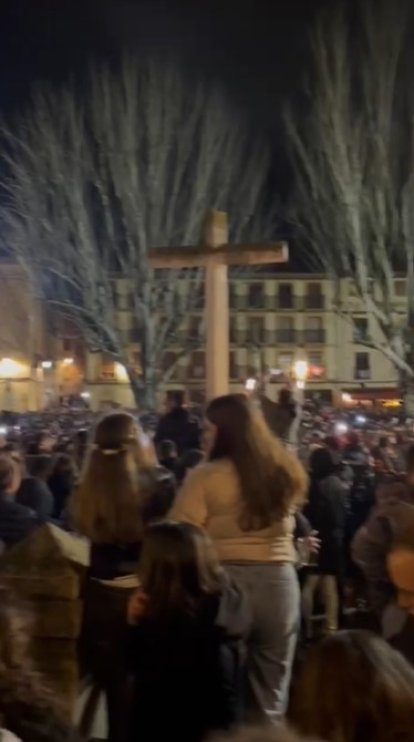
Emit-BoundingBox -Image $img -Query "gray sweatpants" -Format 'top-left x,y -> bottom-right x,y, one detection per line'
226,562 -> 299,723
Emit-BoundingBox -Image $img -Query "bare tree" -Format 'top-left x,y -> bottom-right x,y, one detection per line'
285,0 -> 414,406
1,56 -> 272,407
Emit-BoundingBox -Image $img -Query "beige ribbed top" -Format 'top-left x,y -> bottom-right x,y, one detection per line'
170,458 -> 296,563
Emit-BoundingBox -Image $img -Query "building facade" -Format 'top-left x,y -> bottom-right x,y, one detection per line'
88,270 -> 403,409
0,263 -> 404,411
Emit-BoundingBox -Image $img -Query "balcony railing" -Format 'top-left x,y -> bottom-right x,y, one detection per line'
354,369 -> 371,380
304,295 -> 325,310
275,329 -> 298,344
303,329 -> 326,344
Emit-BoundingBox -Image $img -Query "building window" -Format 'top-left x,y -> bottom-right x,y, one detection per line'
278,283 -> 294,309
229,351 -> 238,380
353,317 -> 368,343
304,317 -> 325,344
354,352 -> 371,380
62,339 -> 72,352
248,317 -> 265,344
308,352 -> 325,378
189,351 -> 205,379
100,358 -> 116,380
395,279 -> 407,297
248,283 -> 264,309
278,353 -> 293,376
162,351 -> 177,377
277,316 -> 296,344
306,283 -> 324,309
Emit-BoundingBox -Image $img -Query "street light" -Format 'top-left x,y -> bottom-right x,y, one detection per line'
245,378 -> 257,392
0,358 -> 24,378
41,361 -> 53,370
62,358 -> 74,367
293,359 -> 309,390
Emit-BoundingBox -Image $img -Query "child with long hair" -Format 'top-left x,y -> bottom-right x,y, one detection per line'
127,521 -> 250,742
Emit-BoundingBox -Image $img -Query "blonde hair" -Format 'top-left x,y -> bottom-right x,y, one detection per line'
71,412 -> 155,543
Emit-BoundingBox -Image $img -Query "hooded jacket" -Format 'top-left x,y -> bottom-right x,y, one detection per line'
352,481 -> 414,614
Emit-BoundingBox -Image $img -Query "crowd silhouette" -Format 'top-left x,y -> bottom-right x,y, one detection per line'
0,393 -> 414,741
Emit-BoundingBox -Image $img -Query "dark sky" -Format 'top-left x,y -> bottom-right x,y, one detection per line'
0,0 -> 327,115
0,0 -> 330,202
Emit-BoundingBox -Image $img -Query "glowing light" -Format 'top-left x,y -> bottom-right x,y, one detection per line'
342,393 -> 353,404
41,361 -> 53,370
62,358 -> 74,366
293,359 -> 309,383
356,415 -> 367,425
115,363 -> 128,381
245,378 -> 257,391
81,391 -> 91,400
336,422 -> 348,435
0,358 -> 25,378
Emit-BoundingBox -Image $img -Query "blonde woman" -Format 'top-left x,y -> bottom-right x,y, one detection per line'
170,394 -> 308,723
72,411 -> 175,579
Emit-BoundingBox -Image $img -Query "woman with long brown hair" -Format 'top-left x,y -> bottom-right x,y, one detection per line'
71,411 -> 175,742
126,521 -> 249,742
170,393 -> 308,722
71,411 -> 175,579
289,630 -> 414,742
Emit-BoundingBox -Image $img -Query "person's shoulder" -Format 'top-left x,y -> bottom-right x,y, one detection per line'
0,496 -> 35,518
190,458 -> 236,482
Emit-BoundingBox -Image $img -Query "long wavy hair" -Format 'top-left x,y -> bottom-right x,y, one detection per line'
206,394 -> 307,530
0,585 -> 74,742
289,630 -> 414,742
138,521 -> 223,622
71,411 -> 155,543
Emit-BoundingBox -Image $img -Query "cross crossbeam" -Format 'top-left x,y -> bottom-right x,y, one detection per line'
148,210 -> 289,399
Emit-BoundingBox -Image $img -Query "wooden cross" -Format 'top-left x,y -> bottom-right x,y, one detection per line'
149,210 -> 288,400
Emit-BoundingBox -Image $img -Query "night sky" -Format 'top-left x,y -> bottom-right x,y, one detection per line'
0,0 -> 331,199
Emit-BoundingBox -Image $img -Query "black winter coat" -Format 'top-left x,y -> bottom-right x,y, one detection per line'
305,474 -> 347,575
89,466 -> 176,580
154,408 -> 201,456
127,577 -> 250,742
0,492 -> 40,550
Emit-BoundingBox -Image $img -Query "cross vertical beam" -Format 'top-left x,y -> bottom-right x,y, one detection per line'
204,211 -> 229,399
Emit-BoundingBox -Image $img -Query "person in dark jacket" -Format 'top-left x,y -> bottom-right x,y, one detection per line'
0,456 -> 40,550
175,448 -> 204,484
302,447 -> 348,637
16,455 -> 54,520
72,412 -> 176,742
71,411 -> 176,580
157,439 -> 179,476
352,444 -> 414,621
126,521 -> 250,742
258,387 -> 297,443
154,391 -> 200,456
48,453 -> 77,520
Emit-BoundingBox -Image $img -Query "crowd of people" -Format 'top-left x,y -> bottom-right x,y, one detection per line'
0,389 -> 414,741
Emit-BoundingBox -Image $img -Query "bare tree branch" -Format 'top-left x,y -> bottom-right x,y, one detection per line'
1,55 -> 273,407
